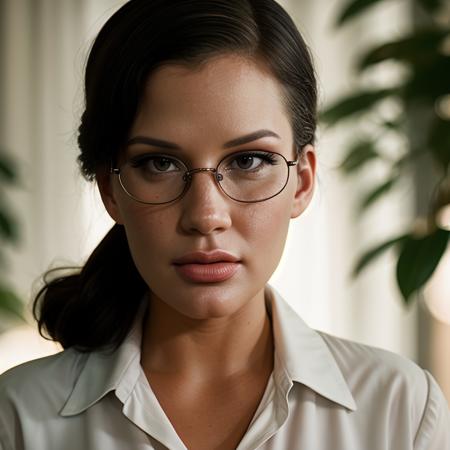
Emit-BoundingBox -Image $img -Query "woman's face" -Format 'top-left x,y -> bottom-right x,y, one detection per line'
98,54 -> 315,320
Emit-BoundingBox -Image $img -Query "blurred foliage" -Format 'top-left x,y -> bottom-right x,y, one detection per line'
0,151 -> 24,326
321,0 -> 450,304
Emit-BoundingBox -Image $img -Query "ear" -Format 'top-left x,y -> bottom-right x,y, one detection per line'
290,144 -> 316,219
96,166 -> 124,224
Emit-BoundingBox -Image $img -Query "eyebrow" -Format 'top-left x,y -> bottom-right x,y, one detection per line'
126,129 -> 280,150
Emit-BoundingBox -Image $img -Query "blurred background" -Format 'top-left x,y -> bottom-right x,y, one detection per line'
0,0 -> 449,404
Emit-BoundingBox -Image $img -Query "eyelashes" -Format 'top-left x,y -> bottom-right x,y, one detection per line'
128,150 -> 280,172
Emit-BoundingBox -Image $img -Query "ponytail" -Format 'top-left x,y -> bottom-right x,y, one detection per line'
32,224 -> 148,352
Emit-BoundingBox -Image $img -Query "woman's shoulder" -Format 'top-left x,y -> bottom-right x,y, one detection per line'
317,330 -> 425,382
0,349 -> 93,450
317,329 -> 431,403
0,348 -> 88,408
316,330 -> 450,445
320,331 -> 450,445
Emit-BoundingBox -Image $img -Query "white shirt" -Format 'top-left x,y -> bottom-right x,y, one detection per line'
0,285 -> 449,450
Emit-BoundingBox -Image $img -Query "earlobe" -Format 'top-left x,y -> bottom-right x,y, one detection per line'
96,167 -> 124,225
290,144 -> 316,219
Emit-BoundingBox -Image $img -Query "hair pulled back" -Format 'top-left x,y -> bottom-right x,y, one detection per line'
33,0 -> 317,352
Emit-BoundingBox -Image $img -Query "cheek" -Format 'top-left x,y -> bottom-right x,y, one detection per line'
120,206 -> 176,267
247,175 -> 294,237
241,198 -> 292,269
120,202 -> 174,237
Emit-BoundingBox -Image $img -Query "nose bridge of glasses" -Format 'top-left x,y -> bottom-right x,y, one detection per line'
183,167 -> 223,182
182,166 -> 227,204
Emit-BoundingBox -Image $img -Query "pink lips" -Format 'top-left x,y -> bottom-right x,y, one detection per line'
172,250 -> 241,283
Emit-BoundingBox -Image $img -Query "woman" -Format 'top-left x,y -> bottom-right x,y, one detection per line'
0,1 -> 448,449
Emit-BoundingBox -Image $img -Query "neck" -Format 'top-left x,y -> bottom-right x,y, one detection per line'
140,289 -> 274,382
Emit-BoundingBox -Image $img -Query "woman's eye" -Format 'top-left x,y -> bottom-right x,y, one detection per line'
228,152 -> 277,171
151,157 -> 176,172
234,155 -> 258,170
131,155 -> 181,173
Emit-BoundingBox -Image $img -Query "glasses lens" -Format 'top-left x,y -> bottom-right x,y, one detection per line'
118,155 -> 187,204
118,151 -> 290,204
218,151 -> 288,202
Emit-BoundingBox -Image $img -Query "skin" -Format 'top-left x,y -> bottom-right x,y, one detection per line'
97,53 -> 316,448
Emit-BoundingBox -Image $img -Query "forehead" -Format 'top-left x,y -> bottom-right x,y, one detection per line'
129,54 -> 293,148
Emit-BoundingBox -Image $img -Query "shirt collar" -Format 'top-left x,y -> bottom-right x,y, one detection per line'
265,284 -> 357,411
60,285 -> 356,416
60,300 -> 148,416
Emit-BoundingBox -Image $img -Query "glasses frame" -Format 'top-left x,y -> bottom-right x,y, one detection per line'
110,150 -> 299,205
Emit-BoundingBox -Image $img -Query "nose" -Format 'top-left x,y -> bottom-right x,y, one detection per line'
179,169 -> 232,235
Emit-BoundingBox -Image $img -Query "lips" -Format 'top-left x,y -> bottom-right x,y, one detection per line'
172,250 -> 240,265
172,250 -> 241,282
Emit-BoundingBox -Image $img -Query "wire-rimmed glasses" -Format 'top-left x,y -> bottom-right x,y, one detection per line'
110,150 -> 298,204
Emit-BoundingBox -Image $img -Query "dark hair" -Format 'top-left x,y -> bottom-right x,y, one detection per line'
33,0 -> 318,352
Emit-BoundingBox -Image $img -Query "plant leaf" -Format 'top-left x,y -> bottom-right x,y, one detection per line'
0,207 -> 19,242
396,227 -> 450,304
335,0 -> 387,27
353,234 -> 408,277
416,0 -> 445,13
0,251 -> 6,268
428,118 -> 450,172
428,117 -> 450,171
382,119 -> 404,131
321,89 -> 395,126
0,153 -> 17,184
340,140 -> 380,174
358,29 -> 449,71
359,176 -> 398,212
0,285 -> 24,321
403,55 -> 450,102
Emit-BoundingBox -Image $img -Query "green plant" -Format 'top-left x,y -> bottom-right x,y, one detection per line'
0,151 -> 24,324
321,0 -> 450,304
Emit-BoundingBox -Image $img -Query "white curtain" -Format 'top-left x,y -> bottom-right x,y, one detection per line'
0,0 -> 418,372
0,0 -> 121,369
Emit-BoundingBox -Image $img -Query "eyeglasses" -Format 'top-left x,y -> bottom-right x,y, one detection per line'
110,150 -> 298,204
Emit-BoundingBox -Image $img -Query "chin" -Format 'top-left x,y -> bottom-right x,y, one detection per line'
149,282 -> 246,320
